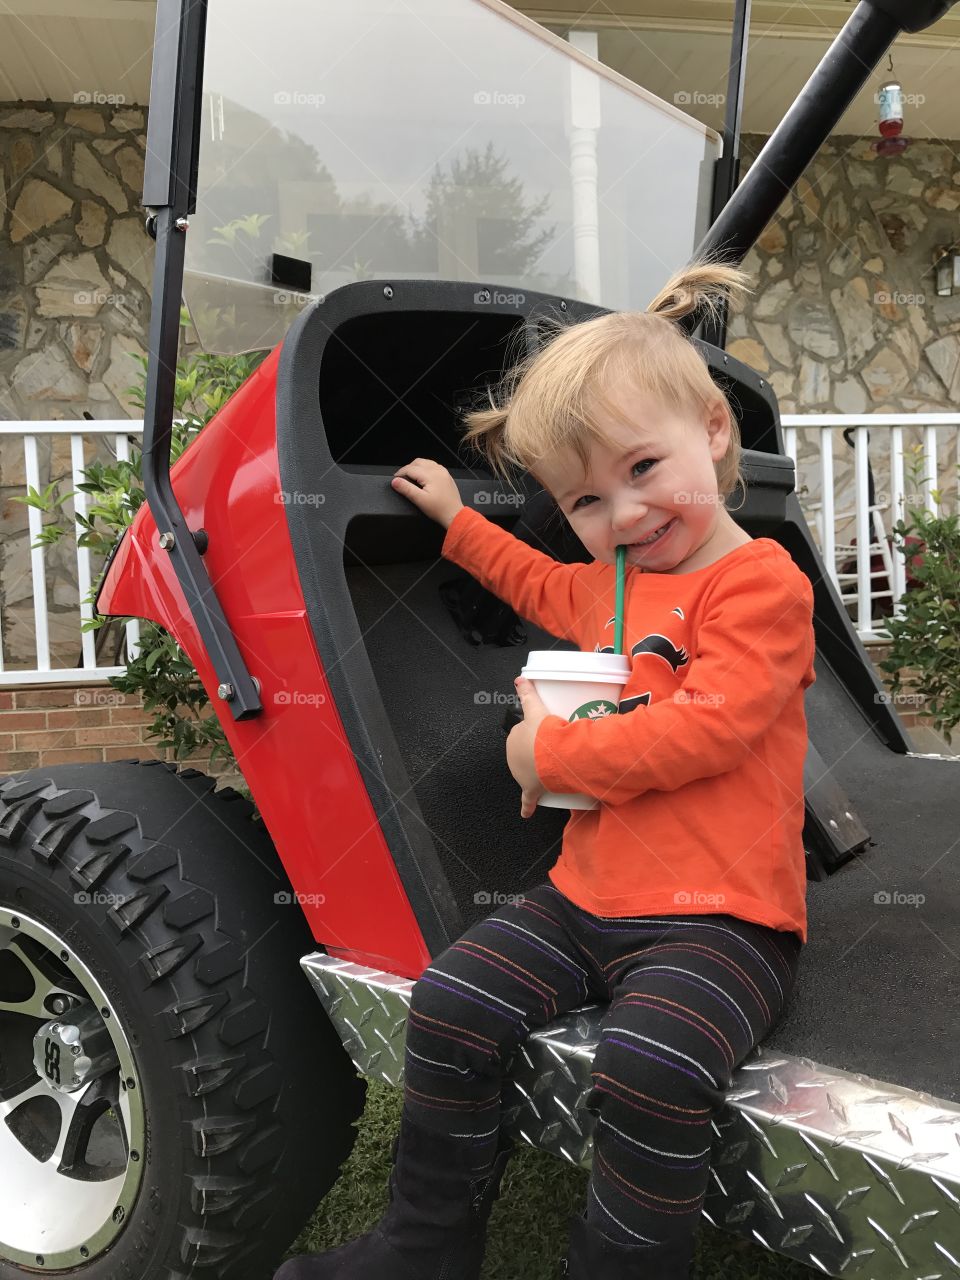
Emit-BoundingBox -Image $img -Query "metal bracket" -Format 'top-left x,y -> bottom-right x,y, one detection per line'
140,0 -> 261,720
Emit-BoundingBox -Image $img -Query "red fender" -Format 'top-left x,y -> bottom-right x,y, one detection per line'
98,345 -> 432,978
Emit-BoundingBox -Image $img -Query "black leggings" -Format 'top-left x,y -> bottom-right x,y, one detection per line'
401,881 -> 803,1246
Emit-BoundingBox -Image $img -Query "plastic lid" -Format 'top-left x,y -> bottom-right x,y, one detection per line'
522,650 -> 632,681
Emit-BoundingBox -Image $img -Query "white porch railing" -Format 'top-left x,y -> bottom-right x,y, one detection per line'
0,413 -> 957,684
0,420 -> 142,684
781,413 -> 960,644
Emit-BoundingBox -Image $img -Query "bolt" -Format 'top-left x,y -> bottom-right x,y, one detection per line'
50,996 -> 69,1014
158,531 -> 176,550
559,300 -> 567,311
383,285 -> 393,299
50,1023 -> 61,1034
72,1075 -> 81,1085
175,217 -> 189,232
217,683 -> 235,701
71,1045 -> 81,1056
126,1077 -> 136,1090
112,1207 -> 124,1224
131,1150 -> 140,1162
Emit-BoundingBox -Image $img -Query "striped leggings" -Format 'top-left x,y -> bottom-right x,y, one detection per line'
401,880 -> 803,1248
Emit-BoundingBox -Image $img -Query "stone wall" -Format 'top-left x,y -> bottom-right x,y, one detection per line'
0,100 -> 152,669
728,132 -> 960,571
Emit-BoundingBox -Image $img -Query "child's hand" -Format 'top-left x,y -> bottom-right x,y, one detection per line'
507,676 -> 551,819
391,459 -> 464,530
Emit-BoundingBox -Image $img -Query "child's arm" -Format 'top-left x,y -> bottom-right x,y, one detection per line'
530,555 -> 817,807
392,459 -> 599,645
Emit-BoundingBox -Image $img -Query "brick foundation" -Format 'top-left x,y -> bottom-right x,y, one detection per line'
0,681 -> 245,787
0,648 -> 954,786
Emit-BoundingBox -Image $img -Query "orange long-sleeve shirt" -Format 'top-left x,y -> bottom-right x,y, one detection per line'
442,505 -> 816,942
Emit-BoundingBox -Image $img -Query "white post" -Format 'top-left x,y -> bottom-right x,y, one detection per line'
23,435 -> 51,672
566,30 -> 602,304
71,434 -> 98,671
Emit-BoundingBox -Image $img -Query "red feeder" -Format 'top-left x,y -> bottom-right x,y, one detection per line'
872,79 -> 912,155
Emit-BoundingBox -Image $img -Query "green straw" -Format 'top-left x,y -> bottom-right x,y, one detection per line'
614,544 -> 626,655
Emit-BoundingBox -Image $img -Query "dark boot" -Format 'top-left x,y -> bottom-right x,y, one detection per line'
274,1118 -> 514,1280
560,1209 -> 697,1279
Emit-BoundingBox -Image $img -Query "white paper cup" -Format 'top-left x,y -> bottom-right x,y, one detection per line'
520,650 -> 632,810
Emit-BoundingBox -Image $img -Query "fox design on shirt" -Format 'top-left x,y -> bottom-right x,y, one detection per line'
596,610 -> 690,717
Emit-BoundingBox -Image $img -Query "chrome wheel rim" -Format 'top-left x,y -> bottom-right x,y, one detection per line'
0,907 -> 145,1268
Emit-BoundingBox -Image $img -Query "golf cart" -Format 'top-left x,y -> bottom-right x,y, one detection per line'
1,0 -> 958,1276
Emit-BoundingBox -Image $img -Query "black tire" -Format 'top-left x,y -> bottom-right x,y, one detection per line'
0,759 -> 367,1279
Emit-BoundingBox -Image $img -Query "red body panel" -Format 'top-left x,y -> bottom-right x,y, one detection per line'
97,345 -> 432,979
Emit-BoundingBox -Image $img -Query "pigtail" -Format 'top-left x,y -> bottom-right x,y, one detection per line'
645,257 -> 754,331
460,395 -> 518,489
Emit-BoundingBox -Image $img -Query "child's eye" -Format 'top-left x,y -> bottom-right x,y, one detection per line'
571,460 -> 655,511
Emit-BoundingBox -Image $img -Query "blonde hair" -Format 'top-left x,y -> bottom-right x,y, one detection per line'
460,257 -> 755,513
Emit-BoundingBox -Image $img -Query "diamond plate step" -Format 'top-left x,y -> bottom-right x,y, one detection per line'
302,952 -> 960,1279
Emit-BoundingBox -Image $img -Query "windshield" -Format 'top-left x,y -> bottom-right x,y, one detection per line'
183,0 -> 721,354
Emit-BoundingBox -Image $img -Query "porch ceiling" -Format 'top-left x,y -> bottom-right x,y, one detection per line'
0,0 -> 957,142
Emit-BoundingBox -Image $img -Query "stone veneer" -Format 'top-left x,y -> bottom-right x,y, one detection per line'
0,101 -> 153,667
728,132 -> 960,554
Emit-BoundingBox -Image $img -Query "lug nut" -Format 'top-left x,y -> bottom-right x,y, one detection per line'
158,531 -> 176,550
217,683 -> 235,701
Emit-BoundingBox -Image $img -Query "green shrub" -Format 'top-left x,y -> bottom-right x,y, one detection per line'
878,446 -> 960,744
17,320 -> 268,777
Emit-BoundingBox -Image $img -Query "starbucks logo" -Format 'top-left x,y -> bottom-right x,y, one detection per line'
569,699 -> 618,722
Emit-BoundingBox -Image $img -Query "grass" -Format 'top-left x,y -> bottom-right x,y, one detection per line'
283,1078 -> 817,1280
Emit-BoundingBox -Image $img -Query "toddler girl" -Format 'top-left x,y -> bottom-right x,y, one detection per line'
275,258 -> 815,1280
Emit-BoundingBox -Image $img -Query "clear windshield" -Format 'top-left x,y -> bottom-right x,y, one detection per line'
183,0 -> 721,354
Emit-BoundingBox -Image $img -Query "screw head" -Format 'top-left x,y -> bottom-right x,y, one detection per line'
382,285 -> 394,299
158,531 -> 176,550
217,683 -> 235,701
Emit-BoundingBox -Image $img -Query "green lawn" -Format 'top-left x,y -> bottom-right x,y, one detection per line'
284,1078 -> 817,1280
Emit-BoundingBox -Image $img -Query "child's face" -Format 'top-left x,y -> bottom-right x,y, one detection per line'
534,383 -> 732,571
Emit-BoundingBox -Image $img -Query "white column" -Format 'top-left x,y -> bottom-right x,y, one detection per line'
566,30 -> 602,304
